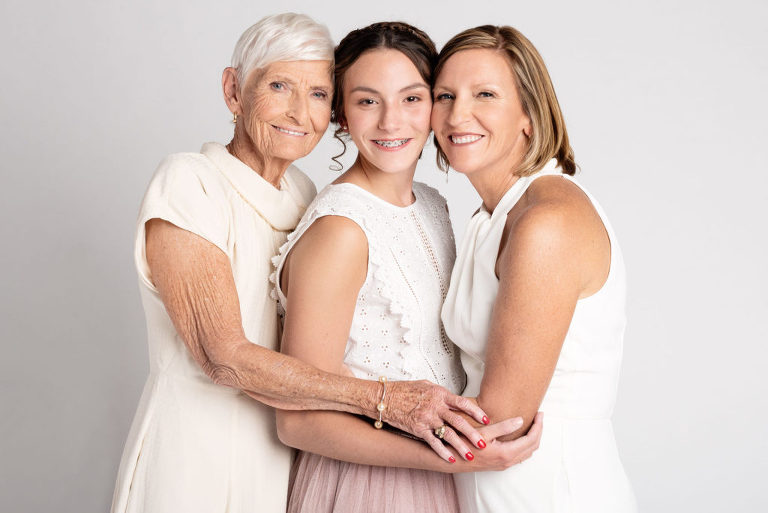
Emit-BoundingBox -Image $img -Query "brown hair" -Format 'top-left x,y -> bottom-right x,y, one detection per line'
330,22 -> 437,170
434,25 -> 576,176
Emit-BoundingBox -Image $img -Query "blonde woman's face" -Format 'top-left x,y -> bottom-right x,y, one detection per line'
431,49 -> 531,177
239,60 -> 332,163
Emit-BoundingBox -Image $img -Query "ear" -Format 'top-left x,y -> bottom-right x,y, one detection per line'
222,67 -> 241,115
522,116 -> 532,138
337,115 -> 348,132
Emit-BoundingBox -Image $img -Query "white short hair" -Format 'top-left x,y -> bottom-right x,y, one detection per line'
231,13 -> 334,86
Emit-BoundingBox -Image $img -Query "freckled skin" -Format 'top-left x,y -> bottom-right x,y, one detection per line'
432,49 -> 611,441
224,60 -> 333,186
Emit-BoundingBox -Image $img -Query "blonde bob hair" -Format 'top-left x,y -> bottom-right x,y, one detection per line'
231,13 -> 334,86
434,25 -> 576,176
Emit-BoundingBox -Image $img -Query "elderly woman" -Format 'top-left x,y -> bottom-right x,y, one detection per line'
110,14 -> 493,513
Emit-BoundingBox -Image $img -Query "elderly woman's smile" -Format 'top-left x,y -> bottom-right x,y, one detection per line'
237,59 -> 332,165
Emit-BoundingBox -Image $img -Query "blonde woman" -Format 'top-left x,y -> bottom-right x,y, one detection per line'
434,25 -> 637,512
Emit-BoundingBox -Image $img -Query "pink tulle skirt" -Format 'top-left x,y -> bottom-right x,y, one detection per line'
287,450 -> 460,513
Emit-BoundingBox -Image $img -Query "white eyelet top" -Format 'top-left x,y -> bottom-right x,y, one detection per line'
272,181 -> 465,393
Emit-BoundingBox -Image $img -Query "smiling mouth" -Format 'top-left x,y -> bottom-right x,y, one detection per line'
449,134 -> 483,145
372,138 -> 411,150
272,125 -> 308,136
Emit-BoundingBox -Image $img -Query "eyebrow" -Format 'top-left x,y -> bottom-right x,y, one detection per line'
267,75 -> 331,90
434,82 -> 500,90
350,82 -> 429,94
267,75 -> 296,85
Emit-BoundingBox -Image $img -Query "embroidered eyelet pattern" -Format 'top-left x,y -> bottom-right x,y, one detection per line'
271,182 -> 465,392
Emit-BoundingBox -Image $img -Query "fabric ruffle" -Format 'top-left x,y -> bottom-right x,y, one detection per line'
270,182 -> 463,392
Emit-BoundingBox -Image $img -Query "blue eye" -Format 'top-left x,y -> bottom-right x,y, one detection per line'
312,90 -> 328,99
478,91 -> 494,98
270,82 -> 285,91
435,92 -> 454,101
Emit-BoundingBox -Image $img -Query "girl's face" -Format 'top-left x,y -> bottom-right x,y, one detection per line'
342,49 -> 432,175
431,48 -> 531,177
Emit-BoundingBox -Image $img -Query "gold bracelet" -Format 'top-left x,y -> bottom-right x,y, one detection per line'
374,376 -> 387,429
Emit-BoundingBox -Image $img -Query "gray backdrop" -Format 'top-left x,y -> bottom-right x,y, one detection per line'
2,0 -> 766,511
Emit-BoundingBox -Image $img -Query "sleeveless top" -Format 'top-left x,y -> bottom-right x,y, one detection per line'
273,182 -> 465,392
442,159 -> 626,416
442,159 -> 636,513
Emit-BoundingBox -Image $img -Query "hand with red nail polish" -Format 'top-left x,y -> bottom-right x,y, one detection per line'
456,413 -> 543,471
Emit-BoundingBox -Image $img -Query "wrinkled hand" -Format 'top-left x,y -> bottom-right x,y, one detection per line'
467,412 -> 544,471
384,380 -> 490,462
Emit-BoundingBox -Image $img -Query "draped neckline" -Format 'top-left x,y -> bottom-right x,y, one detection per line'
201,142 -> 309,231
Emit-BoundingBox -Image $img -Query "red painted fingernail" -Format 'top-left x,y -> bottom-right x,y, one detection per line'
482,416 -> 490,425
465,451 -> 474,461
477,439 -> 486,449
448,456 -> 456,463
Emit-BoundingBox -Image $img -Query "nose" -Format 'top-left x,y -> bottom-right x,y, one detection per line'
377,103 -> 401,132
446,97 -> 471,128
286,91 -> 309,125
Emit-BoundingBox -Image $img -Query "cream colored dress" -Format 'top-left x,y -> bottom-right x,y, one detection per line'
442,160 -> 637,513
110,142 -> 316,513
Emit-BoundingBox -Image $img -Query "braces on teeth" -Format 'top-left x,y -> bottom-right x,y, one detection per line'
374,139 -> 409,148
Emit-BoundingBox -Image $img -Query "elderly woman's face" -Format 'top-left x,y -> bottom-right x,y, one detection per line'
239,60 -> 332,163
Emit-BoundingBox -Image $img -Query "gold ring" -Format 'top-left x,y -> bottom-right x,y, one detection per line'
434,425 -> 447,439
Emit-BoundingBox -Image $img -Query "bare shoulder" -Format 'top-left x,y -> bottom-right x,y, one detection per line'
298,215 -> 368,251
286,214 -> 369,283
508,175 -> 604,245
500,175 -> 610,293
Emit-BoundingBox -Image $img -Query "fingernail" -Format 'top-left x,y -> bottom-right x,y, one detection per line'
465,451 -> 474,461
513,417 -> 524,428
477,439 -> 486,449
482,415 -> 489,425
448,456 -> 456,463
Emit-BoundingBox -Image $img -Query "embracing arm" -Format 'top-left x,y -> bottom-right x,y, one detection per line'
145,218 -> 377,412
144,218 -> 489,442
277,408 -> 542,472
477,182 -> 611,439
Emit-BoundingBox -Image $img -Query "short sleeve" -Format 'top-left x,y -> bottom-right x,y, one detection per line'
134,153 -> 230,292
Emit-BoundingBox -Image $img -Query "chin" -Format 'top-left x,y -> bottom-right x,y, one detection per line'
275,146 -> 313,162
444,158 -> 478,176
370,156 -> 419,175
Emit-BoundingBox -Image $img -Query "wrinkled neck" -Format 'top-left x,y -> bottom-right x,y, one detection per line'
226,133 -> 289,189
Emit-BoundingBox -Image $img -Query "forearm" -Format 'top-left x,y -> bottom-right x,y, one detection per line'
476,392 -> 539,441
275,408 -> 541,473
276,409 -> 462,472
212,339 -> 380,416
